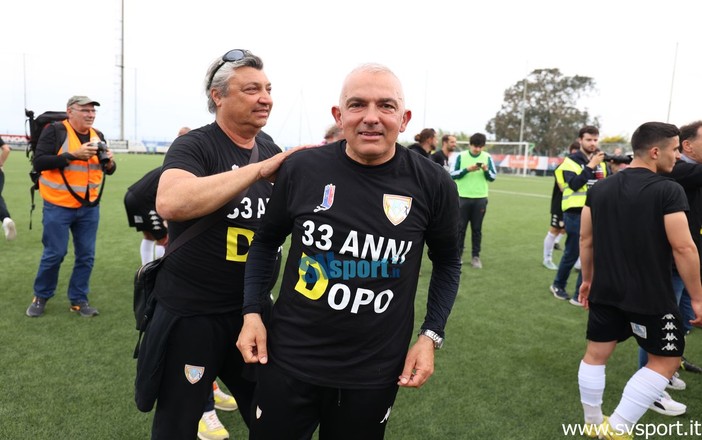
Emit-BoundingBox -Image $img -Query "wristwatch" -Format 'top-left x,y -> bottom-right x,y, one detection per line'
418,329 -> 444,349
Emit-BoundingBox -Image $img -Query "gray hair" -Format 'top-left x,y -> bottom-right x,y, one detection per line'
204,51 -> 264,114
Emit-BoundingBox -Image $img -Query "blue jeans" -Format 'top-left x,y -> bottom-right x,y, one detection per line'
638,273 -> 685,369
33,201 -> 100,303
553,210 -> 582,299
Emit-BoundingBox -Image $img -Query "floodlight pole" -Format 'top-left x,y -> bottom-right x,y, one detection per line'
518,76 -> 528,175
666,42 -> 678,123
120,0 -> 125,141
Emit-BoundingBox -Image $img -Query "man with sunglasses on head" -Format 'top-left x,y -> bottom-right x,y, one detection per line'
237,63 -> 461,439
136,49 -> 298,440
26,95 -> 116,319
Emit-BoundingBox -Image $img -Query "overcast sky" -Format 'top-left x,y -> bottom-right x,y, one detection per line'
2,0 -> 701,147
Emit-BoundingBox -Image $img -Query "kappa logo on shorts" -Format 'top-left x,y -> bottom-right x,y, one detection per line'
662,333 -> 678,342
662,343 -> 678,351
383,194 -> 412,226
662,321 -> 678,331
184,364 -> 205,384
314,184 -> 336,213
630,322 -> 647,339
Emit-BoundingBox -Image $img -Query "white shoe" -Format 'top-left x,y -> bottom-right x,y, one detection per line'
471,256 -> 482,269
649,390 -> 686,416
213,381 -> 238,411
666,372 -> 686,390
543,259 -> 558,270
569,297 -> 583,307
2,217 -> 16,241
198,410 -> 229,440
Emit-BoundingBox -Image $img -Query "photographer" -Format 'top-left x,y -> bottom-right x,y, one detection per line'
26,95 -> 116,319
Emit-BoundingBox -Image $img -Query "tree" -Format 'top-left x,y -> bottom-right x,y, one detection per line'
486,68 -> 599,156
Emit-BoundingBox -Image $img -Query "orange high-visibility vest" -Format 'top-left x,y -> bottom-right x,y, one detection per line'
38,120 -> 104,208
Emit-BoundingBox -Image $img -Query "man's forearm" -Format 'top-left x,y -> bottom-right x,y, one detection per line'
675,245 -> 702,302
157,164 -> 263,221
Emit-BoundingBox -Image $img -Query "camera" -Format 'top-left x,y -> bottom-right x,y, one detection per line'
602,153 -> 632,165
93,141 -> 111,167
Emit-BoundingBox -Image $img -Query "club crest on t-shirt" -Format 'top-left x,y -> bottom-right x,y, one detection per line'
383,194 -> 412,226
314,184 -> 336,213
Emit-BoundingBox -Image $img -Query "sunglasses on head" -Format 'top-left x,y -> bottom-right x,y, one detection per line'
206,49 -> 249,90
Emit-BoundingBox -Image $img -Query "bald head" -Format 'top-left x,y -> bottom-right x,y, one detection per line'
339,63 -> 405,110
332,63 -> 411,166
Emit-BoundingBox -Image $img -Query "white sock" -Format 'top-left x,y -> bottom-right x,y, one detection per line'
609,367 -> 668,432
544,231 -> 557,261
578,360 -> 605,424
154,244 -> 165,260
555,233 -> 563,244
140,239 -> 156,265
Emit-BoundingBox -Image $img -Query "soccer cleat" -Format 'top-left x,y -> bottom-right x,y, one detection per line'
550,285 -> 569,300
666,372 -> 686,390
3,217 -> 17,241
649,390 -> 686,416
569,297 -> 583,307
198,410 -> 229,440
599,419 -> 634,440
26,296 -> 47,317
681,357 -> 702,374
543,259 -> 558,270
213,381 -> 238,411
471,256 -> 482,269
553,243 -> 562,251
583,416 -> 607,438
69,301 -> 99,317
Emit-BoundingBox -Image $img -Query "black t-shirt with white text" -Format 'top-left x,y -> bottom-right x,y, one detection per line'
154,122 -> 281,316
586,168 -> 688,314
246,142 -> 460,388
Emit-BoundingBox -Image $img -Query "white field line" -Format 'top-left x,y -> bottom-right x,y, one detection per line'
491,189 -> 550,199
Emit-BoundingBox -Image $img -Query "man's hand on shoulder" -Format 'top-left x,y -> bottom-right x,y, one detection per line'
258,144 -> 319,182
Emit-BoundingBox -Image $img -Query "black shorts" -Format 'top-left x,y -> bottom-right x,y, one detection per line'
124,190 -> 167,240
587,302 -> 685,357
249,360 -> 399,440
550,213 -> 564,229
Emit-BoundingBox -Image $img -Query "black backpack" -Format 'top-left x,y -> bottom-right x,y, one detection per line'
25,109 -> 67,228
